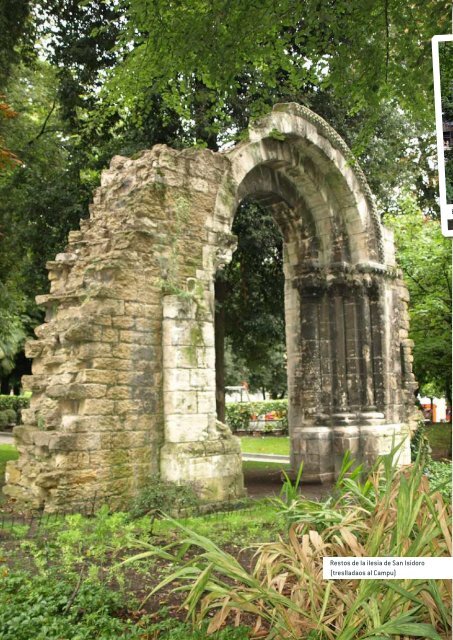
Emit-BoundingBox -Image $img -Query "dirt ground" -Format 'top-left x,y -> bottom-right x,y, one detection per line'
243,467 -> 333,500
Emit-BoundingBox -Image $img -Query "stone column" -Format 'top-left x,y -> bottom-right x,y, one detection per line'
159,292 -> 244,501
357,288 -> 376,411
330,289 -> 348,412
290,280 -> 334,483
369,284 -> 386,411
327,284 -> 359,473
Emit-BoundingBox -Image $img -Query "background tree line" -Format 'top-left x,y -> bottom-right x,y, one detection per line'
0,0 -> 451,404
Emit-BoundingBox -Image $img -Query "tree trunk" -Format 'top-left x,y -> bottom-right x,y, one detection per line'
446,375 -> 452,407
215,278 -> 227,423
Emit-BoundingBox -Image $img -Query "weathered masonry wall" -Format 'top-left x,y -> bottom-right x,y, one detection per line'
4,103 -> 418,510
4,147 -> 244,509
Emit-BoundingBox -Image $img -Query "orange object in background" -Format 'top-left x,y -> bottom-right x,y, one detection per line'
420,403 -> 436,423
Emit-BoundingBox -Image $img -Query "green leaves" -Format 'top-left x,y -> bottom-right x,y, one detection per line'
225,399 -> 288,433
384,198 -> 452,399
108,0 -> 449,144
132,453 -> 451,639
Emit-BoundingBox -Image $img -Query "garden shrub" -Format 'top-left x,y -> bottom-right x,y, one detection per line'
4,408 -> 17,424
139,450 -> 452,640
0,395 -> 29,427
225,399 -> 288,433
425,460 -> 452,501
410,420 -> 432,461
0,571 -> 146,640
0,395 -> 30,412
0,409 -> 18,428
129,477 -> 200,518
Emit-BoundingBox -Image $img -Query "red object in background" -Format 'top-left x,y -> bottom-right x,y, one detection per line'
420,404 -> 434,422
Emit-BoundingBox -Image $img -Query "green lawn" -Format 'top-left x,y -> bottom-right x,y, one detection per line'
243,460 -> 291,471
0,444 -> 18,479
424,422 -> 452,454
240,435 -> 290,455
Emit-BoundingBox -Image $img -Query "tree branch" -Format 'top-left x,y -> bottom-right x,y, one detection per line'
404,271 -> 430,295
27,98 -> 57,145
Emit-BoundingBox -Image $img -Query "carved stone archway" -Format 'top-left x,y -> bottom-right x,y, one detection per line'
4,104 -> 418,510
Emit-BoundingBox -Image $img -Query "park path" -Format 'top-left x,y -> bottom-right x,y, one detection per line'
242,452 -> 290,464
0,432 -> 13,445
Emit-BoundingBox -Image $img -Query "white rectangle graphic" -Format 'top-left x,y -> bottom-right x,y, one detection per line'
323,557 -> 453,580
432,34 -> 453,237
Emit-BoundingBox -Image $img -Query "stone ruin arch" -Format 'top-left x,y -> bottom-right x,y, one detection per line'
4,103 -> 418,510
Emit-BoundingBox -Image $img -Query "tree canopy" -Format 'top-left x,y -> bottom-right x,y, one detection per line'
0,0 -> 451,401
111,0 -> 449,141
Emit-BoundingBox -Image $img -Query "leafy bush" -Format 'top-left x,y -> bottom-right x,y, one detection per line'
410,421 -> 432,461
0,395 -> 30,412
0,408 -> 17,426
144,615 -> 249,639
225,399 -> 288,433
425,460 -> 452,502
135,450 -> 452,640
6,408 -> 16,423
0,395 -> 29,427
0,571 -> 145,640
129,477 -> 200,518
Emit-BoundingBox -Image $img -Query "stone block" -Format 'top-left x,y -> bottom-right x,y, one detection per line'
119,330 -> 152,344
110,343 -> 133,359
164,390 -> 197,414
112,316 -> 135,329
25,340 -> 45,358
35,471 -> 65,489
163,369 -> 191,391
162,321 -> 192,347
79,398 -> 116,415
62,322 -> 102,343
132,345 -> 159,360
124,302 -> 158,317
21,375 -> 46,393
114,399 -> 138,415
77,342 -> 112,359
106,385 -> 132,400
77,369 -> 118,385
190,369 -> 215,389
55,451 -> 91,469
5,461 -> 21,485
165,413 -> 209,442
197,391 -> 216,413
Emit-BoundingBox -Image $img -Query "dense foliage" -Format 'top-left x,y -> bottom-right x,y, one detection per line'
0,2 -> 450,400
0,440 -> 451,638
123,451 -> 452,640
0,504 -> 254,640
111,0 -> 448,140
385,198 -> 452,400
225,399 -> 288,433
0,394 -> 29,428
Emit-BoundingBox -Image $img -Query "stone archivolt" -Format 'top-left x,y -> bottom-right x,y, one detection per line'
3,104 -> 418,511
